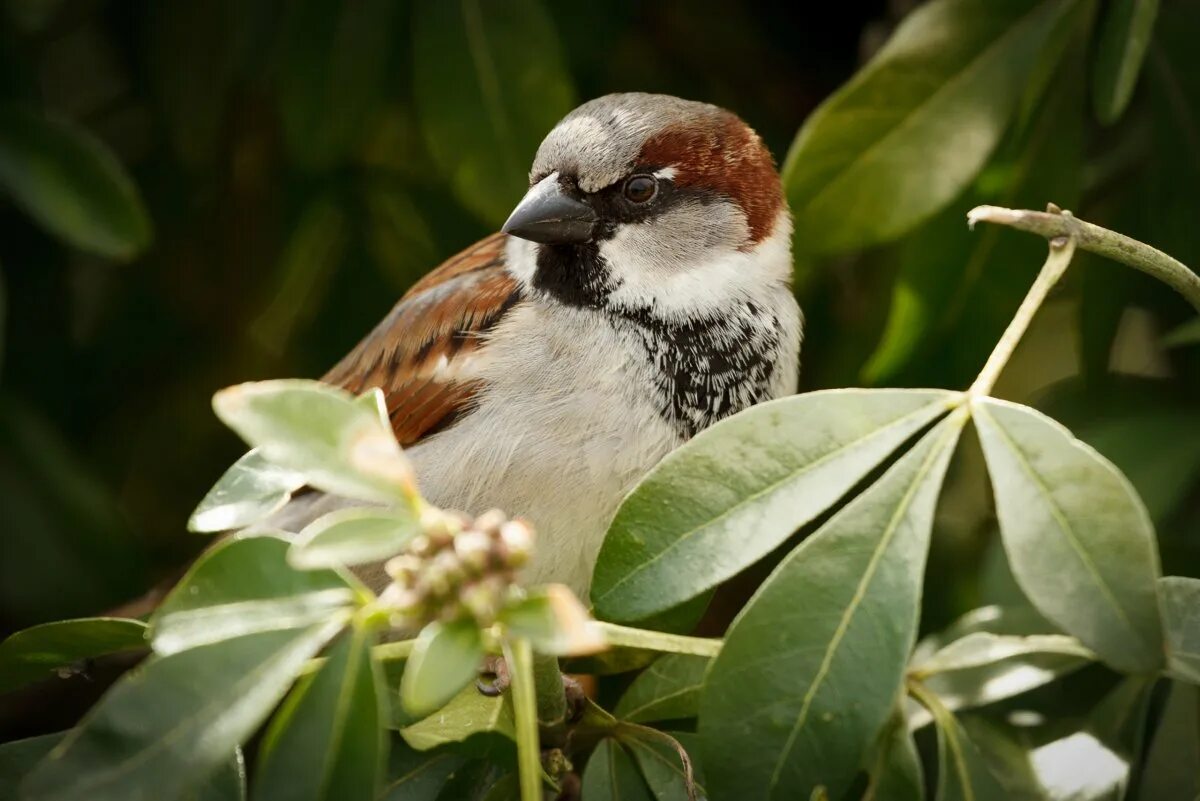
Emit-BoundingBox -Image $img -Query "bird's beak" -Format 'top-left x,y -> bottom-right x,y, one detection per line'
501,174 -> 597,244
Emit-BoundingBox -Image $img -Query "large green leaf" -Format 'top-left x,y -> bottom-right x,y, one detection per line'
288,506 -> 420,570
699,411 -> 966,800
782,0 -> 1073,254
188,449 -> 306,533
380,744 -> 466,801
864,713 -> 923,801
1091,0 -> 1160,125
0,617 -> 146,694
21,619 -> 346,801
412,0 -> 575,226
582,739 -> 653,801
212,380 -> 414,505
1160,576 -> 1200,683
255,626 -> 385,801
614,654 -> 709,724
1138,680 -> 1200,800
401,620 -> 486,717
592,389 -> 960,622
151,535 -> 356,655
0,106 -> 151,260
972,397 -> 1164,673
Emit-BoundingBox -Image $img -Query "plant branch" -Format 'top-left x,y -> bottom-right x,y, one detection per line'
968,204 -> 1200,313
594,622 -> 722,658
968,231 -> 1077,397
504,637 -> 543,801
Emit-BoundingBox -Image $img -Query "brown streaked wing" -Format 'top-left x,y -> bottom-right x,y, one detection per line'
323,232 -> 520,445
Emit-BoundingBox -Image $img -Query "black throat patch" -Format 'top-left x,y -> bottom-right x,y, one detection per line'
531,241 -> 619,309
616,303 -> 781,440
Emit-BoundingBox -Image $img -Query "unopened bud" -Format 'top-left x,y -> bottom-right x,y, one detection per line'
454,529 -> 493,574
460,578 -> 504,626
385,554 -> 422,584
498,519 -> 534,568
474,509 -> 506,537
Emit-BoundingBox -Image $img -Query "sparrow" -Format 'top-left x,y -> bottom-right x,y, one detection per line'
276,93 -> 802,597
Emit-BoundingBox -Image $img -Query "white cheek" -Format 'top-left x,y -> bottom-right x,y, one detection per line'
503,235 -> 539,286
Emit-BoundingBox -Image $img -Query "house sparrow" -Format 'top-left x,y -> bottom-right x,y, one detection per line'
280,93 -> 802,597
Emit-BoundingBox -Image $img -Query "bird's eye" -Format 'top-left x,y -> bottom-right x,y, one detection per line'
623,174 -> 658,204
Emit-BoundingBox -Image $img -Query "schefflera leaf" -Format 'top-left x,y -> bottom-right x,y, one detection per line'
699,410 -> 967,801
1159,576 -> 1200,683
255,625 -> 386,801
288,506 -> 420,570
782,0 -> 1073,254
592,389 -> 961,622
0,617 -> 146,694
972,397 -> 1165,673
189,448 -> 305,533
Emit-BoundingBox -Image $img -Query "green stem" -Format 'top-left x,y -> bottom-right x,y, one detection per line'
595,622 -> 723,658
968,204 -> 1200,313
371,639 -> 415,661
968,231 -> 1077,397
532,650 -> 567,728
504,637 -> 543,801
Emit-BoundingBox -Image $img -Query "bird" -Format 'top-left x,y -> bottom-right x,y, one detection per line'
276,92 -> 802,598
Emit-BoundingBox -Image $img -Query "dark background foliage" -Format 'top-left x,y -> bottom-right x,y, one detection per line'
1,0 -> 1198,748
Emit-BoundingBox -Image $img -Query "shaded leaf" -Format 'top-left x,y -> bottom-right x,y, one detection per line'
188,448 -> 306,533
1164,316 -> 1200,348
927,707 -> 1009,801
1029,676 -> 1153,800
782,0 -> 1073,254
21,619 -> 346,801
1092,0 -> 1160,125
1138,680 -> 1200,800
190,751 -> 247,801
958,718 -> 1045,801
1160,576 -> 1200,683
0,731 -> 65,796
0,617 -> 146,694
151,535 -> 356,655
401,620 -> 486,717
380,743 -> 466,801
212,379 -> 415,505
255,626 -> 385,801
699,412 -> 966,800
912,633 -> 1093,677
0,105 -> 151,259
288,506 -> 419,570
401,685 -> 514,752
592,389 -> 960,622
864,712 -> 923,801
582,739 -> 654,801
615,654 -> 710,724
972,397 -> 1164,673
500,584 -> 605,657
413,0 -> 575,225
620,728 -> 701,801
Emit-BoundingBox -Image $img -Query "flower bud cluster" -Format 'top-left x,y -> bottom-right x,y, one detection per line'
381,508 -> 534,628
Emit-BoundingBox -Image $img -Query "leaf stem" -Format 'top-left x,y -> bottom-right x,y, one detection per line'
594,622 -> 722,658
968,204 -> 1200,313
532,650 -> 567,728
968,229 -> 1077,397
504,637 -> 543,801
371,639 -> 415,661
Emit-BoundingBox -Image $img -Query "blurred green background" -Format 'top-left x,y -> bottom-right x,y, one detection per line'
0,0 -> 1197,665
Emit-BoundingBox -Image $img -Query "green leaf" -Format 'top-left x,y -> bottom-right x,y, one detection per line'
614,654 -> 710,724
412,0 -> 575,226
380,744 -> 466,801
21,619 -> 346,801
1138,680 -> 1200,800
151,535 -> 356,655
592,389 -> 960,622
908,633 -> 1093,724
212,379 -> 415,505
971,397 -> 1164,673
188,449 -> 306,533
1160,576 -> 1200,683
288,506 -> 420,570
0,731 -> 66,793
699,411 -> 966,801
1028,676 -> 1153,800
782,0 -> 1073,254
401,685 -> 515,752
582,739 -> 654,801
928,709 -> 1009,801
401,620 -> 485,717
957,718 -> 1043,801
620,729 -> 700,801
1091,0 -> 1160,125
864,712 -> 923,801
500,585 -> 605,657
0,617 -> 146,694
255,626 -> 385,801
276,0 -> 399,170
0,105 -> 151,260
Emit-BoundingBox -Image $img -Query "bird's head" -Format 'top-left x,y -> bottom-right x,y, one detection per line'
502,93 -> 791,317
